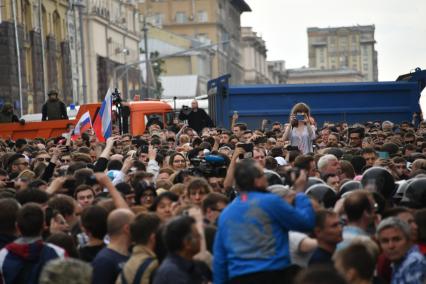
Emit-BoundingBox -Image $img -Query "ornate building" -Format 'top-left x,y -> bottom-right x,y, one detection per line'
0,0 -> 73,114
80,0 -> 142,102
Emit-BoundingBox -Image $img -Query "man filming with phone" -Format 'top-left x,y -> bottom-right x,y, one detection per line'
178,99 -> 214,134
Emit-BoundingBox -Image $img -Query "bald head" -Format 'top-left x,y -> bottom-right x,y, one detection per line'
191,100 -> 198,110
107,208 -> 135,237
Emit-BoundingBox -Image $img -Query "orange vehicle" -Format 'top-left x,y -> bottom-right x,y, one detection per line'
0,101 -> 173,140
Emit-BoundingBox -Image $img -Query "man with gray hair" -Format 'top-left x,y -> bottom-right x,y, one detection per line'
376,217 -> 426,284
382,121 -> 393,132
317,154 -> 341,177
40,258 -> 92,284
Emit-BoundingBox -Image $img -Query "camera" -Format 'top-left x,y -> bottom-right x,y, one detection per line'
237,143 -> 254,159
189,155 -> 228,178
237,143 -> 254,153
112,88 -> 122,105
296,113 -> 304,121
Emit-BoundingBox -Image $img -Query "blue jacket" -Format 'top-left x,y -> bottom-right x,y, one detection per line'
0,239 -> 66,284
213,191 -> 315,284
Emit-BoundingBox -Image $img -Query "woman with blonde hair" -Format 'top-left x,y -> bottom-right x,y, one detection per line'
283,102 -> 316,154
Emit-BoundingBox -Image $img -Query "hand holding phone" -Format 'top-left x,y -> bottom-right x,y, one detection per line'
296,113 -> 305,121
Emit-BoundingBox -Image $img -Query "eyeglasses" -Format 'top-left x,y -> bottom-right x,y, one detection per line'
211,207 -> 223,213
173,159 -> 186,164
37,157 -> 51,162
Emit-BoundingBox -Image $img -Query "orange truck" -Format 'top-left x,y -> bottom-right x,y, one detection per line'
0,101 -> 173,140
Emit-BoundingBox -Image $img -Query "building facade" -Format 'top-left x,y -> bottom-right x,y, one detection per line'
240,27 -> 269,84
138,0 -> 251,84
286,67 -> 364,84
144,26 -> 213,98
79,0 -> 142,103
307,25 -> 378,81
0,0 -> 73,114
267,60 -> 287,84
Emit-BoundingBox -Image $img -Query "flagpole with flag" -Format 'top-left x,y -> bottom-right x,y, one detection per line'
93,89 -> 113,142
71,111 -> 93,141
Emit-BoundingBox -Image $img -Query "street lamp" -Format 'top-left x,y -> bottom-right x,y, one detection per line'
116,48 -> 130,99
12,0 -> 23,116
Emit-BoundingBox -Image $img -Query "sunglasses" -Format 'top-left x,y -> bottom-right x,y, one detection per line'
37,157 -> 51,162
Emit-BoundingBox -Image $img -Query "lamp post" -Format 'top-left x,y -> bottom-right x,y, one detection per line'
142,15 -> 150,98
73,0 -> 87,104
12,0 -> 23,116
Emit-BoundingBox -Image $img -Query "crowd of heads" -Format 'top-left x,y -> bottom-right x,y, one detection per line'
0,103 -> 424,284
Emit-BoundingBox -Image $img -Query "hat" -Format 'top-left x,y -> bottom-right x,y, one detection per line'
17,170 -> 36,181
267,184 -> 291,197
274,157 -> 287,166
48,89 -> 59,96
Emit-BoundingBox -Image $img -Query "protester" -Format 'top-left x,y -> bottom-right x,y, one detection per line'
282,103 -> 316,154
91,209 -> 135,284
213,159 -> 315,284
376,217 -> 426,284
153,215 -> 210,284
0,203 -> 66,283
308,210 -> 342,265
117,213 -> 161,284
178,100 -> 214,134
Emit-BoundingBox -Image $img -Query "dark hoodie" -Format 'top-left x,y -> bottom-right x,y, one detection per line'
0,238 -> 66,284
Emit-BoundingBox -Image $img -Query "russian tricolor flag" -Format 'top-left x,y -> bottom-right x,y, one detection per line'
72,111 -> 92,140
93,89 -> 112,142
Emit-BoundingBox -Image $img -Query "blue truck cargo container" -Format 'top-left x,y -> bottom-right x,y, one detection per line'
207,68 -> 426,129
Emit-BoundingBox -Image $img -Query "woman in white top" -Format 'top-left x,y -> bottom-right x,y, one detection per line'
283,103 -> 316,154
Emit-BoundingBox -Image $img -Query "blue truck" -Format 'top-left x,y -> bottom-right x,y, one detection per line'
207,68 -> 426,129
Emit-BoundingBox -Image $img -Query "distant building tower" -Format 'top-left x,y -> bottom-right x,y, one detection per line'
307,25 -> 378,81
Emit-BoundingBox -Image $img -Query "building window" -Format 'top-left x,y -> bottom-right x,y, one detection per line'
175,12 -> 187,23
363,63 -> 368,70
152,13 -> 164,27
197,11 -> 208,22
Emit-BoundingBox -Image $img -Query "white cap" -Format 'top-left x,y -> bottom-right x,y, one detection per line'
275,157 -> 287,166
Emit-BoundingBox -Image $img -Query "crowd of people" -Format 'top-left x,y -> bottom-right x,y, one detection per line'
0,101 -> 424,284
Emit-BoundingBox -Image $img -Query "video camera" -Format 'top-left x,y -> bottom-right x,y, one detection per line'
112,88 -> 122,105
189,155 -> 228,178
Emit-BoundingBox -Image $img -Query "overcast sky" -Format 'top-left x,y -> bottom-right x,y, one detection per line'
241,0 -> 426,81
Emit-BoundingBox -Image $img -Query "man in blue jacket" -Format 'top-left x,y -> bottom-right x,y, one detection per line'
213,159 -> 315,284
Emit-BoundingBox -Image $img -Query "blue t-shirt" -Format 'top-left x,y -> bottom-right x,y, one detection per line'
92,247 -> 129,284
